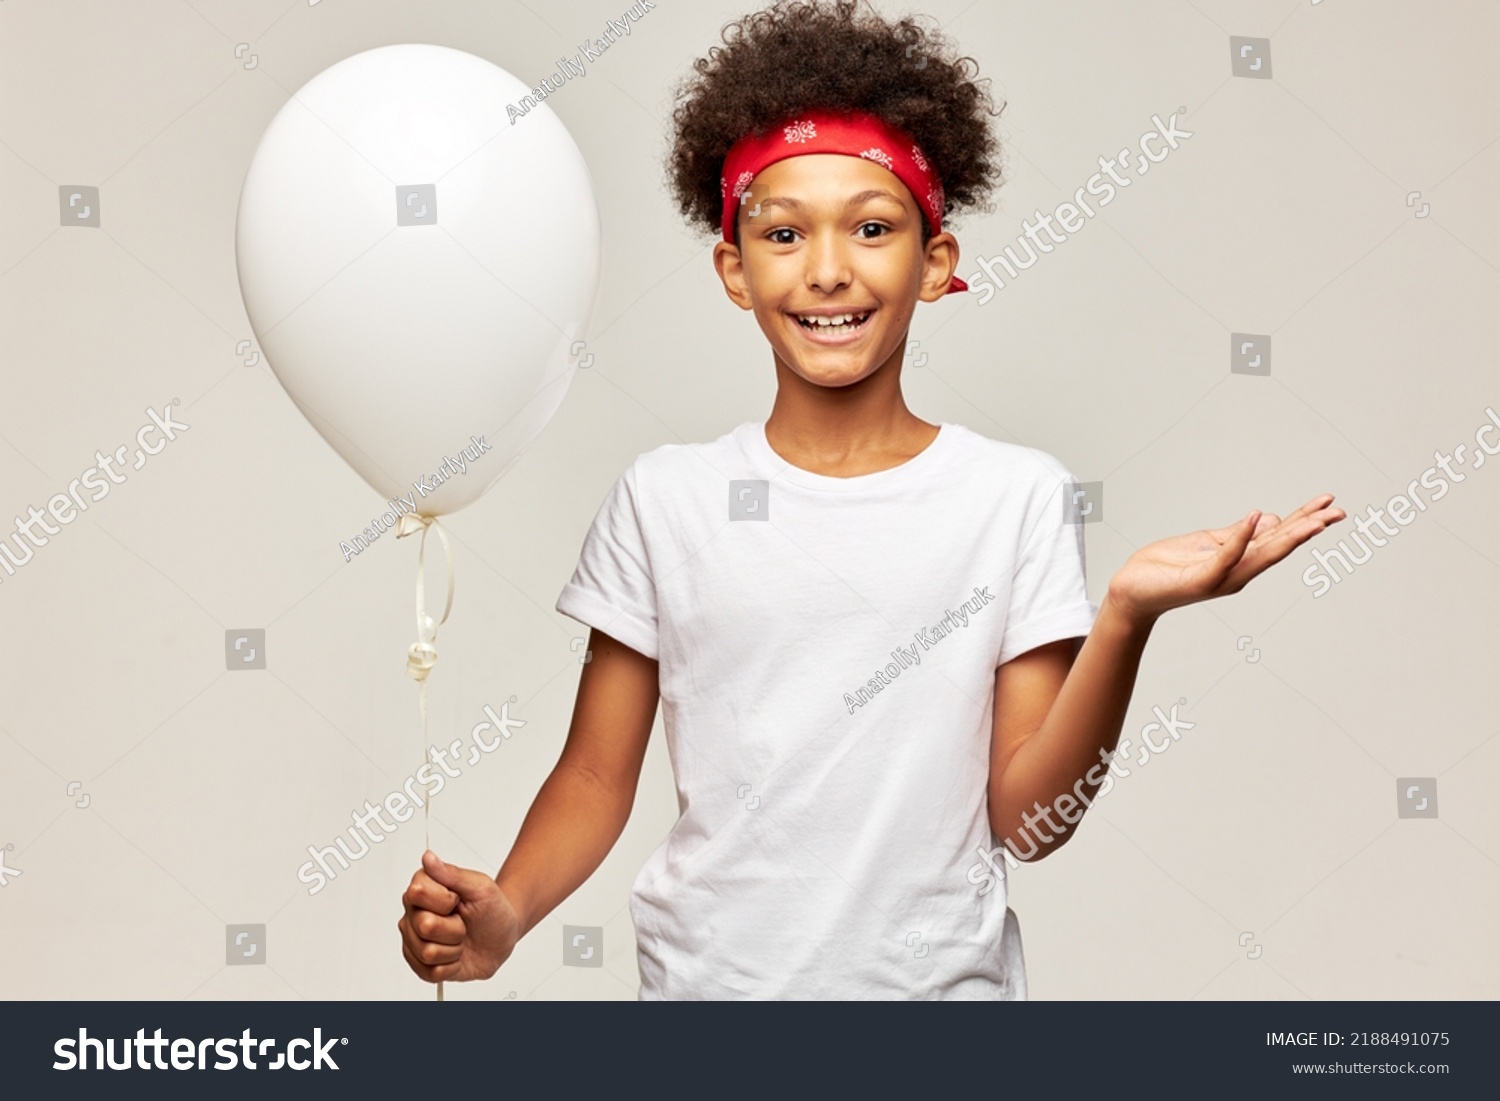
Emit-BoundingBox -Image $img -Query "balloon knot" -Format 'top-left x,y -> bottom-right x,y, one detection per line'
396,512 -> 434,538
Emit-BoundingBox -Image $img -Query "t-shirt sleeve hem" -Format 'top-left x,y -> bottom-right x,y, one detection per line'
997,600 -> 1099,667
556,584 -> 659,661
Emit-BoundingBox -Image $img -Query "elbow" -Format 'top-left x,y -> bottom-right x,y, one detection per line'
989,815 -> 1081,864
998,834 -> 1062,864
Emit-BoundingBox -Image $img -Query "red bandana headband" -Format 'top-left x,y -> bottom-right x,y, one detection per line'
719,108 -> 968,294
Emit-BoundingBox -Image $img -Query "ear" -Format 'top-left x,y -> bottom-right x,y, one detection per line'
919,231 -> 960,302
713,239 -> 755,310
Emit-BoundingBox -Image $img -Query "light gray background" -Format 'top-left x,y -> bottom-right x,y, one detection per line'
1,0 -> 1496,1000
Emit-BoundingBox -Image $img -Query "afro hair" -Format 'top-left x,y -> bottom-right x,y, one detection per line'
665,0 -> 1006,247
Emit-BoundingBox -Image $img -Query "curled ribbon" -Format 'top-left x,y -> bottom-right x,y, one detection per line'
394,513 -> 454,681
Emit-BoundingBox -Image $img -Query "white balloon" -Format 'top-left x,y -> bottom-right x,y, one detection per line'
236,44 -> 601,516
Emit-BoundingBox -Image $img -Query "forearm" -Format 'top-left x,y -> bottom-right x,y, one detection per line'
990,589 -> 1155,856
495,762 -> 634,939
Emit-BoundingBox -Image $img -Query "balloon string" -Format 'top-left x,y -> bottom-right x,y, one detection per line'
419,675 -> 442,1003
395,513 -> 454,1003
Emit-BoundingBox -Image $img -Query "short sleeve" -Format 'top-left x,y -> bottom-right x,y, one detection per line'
555,461 -> 660,660
997,456 -> 1100,667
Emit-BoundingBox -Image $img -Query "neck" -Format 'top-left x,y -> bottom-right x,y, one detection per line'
763,358 -> 938,476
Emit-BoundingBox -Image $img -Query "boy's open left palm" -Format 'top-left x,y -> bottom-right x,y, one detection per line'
1107,494 -> 1346,623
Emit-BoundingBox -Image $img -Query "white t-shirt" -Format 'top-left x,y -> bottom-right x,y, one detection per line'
556,420 -> 1098,999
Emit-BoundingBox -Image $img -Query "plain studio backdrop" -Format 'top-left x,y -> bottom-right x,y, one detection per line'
1,0 -> 1497,1001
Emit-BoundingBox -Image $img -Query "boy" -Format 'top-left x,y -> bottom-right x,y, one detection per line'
397,0 -> 1344,998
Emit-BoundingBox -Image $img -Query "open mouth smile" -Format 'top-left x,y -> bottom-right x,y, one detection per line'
789,309 -> 874,344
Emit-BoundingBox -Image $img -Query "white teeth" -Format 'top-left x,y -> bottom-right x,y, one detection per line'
797,311 -> 870,329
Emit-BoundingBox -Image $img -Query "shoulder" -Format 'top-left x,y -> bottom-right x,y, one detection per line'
944,423 -> 1080,496
626,422 -> 750,483
600,424 -> 750,516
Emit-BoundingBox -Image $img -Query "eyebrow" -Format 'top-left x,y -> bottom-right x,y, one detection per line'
750,189 -> 908,214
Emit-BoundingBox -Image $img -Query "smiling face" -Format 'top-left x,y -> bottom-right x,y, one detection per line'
713,154 -> 959,391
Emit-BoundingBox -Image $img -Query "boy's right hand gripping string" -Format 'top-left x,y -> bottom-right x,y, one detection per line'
395,512 -> 454,1002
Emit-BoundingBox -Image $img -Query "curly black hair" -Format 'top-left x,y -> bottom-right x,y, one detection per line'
666,0 -> 1006,248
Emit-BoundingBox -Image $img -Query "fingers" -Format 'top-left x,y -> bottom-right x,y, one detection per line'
1278,493 -> 1335,528
400,933 -> 437,982
1231,495 -> 1342,554
1208,510 -> 1274,542
1219,495 -> 1336,542
1262,495 -> 1344,539
400,929 -> 461,983
1205,509 -> 1261,579
421,849 -> 498,905
1226,497 -> 1347,588
400,853 -> 478,951
397,911 -> 463,968
411,907 -> 466,946
1255,497 -> 1345,553
1215,508 -> 1261,554
400,854 -> 484,985
404,865 -> 458,917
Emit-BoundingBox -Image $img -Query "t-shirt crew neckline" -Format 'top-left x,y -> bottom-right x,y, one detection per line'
744,420 -> 957,491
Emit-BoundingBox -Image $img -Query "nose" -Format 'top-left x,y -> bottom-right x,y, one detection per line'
803,228 -> 853,293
